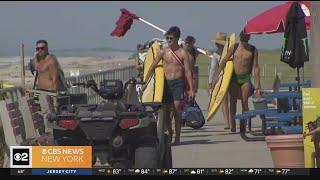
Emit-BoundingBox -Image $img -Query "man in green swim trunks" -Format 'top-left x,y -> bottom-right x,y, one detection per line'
214,31 -> 261,132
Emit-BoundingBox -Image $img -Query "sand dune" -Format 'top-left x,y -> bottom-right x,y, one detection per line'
0,56 -> 134,88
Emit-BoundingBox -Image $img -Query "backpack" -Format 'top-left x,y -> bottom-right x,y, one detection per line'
181,97 -> 205,129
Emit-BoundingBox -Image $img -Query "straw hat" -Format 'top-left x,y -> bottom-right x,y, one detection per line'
210,32 -> 227,45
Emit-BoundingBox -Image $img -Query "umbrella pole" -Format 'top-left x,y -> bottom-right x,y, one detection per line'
296,68 -> 301,92
302,67 -> 304,86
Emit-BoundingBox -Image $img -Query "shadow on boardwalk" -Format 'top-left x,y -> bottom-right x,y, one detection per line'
171,89 -> 273,168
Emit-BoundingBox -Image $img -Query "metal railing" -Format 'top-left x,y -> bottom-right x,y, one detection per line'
199,63 -> 312,89
65,65 -> 137,104
0,65 -> 137,104
0,63 -> 312,103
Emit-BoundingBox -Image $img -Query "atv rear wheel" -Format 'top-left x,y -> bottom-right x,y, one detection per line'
162,134 -> 173,168
134,146 -> 159,168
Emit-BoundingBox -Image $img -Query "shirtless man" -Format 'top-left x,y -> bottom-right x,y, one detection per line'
183,36 -> 199,96
33,40 -> 59,92
142,26 -> 195,145
214,31 -> 261,132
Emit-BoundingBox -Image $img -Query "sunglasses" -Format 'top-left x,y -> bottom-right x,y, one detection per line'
36,47 -> 47,51
166,36 -> 175,40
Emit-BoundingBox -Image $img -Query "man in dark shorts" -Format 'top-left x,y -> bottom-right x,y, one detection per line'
142,26 -> 195,145
183,35 -> 199,96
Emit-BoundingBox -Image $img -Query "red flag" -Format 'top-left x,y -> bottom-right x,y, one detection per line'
110,8 -> 140,37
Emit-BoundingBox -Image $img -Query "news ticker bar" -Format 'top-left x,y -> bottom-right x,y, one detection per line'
1,168 -> 315,176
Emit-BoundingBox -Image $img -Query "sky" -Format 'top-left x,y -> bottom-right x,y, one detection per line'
0,1 -> 289,56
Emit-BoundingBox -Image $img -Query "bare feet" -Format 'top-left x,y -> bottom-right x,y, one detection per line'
168,132 -> 173,144
181,119 -> 186,127
172,136 -> 180,146
172,140 -> 180,146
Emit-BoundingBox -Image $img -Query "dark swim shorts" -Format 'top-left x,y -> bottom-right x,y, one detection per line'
162,78 -> 184,104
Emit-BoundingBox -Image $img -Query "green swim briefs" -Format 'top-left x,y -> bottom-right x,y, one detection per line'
231,73 -> 251,86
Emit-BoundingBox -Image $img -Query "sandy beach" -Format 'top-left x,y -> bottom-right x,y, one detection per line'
0,54 -> 134,88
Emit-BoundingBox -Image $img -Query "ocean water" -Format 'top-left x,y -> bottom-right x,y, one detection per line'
50,47 -> 133,58
0,48 -> 133,67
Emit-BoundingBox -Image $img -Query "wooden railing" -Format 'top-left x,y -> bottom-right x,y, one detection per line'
0,87 -> 25,102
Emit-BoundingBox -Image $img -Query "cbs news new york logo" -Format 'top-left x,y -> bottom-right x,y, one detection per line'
10,146 -> 92,168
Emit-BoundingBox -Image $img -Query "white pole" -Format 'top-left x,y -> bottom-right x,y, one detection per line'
138,17 -> 211,57
138,18 -> 166,34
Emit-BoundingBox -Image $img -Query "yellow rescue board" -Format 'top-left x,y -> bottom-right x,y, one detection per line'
207,33 -> 236,121
142,41 -> 164,103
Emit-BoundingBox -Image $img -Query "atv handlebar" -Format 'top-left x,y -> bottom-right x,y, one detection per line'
72,80 -> 99,95
72,77 -> 145,94
123,78 -> 145,91
141,102 -> 162,111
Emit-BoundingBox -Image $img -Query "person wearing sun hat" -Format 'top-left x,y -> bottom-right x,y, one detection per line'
210,32 -> 227,46
208,32 -> 226,89
207,32 -> 231,130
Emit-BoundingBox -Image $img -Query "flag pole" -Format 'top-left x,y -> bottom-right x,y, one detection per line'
138,18 -> 166,34
138,17 -> 210,57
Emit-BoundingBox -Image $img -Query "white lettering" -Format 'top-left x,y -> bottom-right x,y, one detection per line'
285,50 -> 293,56
304,106 -> 316,109
42,156 -> 60,162
46,169 -> 65,174
62,149 -> 84,155
73,149 -> 84,155
66,170 -> 77,173
62,156 -> 84,162
47,149 -> 61,154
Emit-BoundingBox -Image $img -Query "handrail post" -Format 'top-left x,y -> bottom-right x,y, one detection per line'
21,44 -> 26,94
